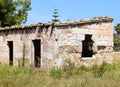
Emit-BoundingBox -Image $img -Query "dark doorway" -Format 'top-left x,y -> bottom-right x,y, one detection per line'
32,39 -> 41,67
82,35 -> 94,57
8,41 -> 13,65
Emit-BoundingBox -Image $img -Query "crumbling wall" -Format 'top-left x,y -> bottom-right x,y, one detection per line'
0,17 -> 114,69
55,22 -> 113,67
0,25 -> 57,69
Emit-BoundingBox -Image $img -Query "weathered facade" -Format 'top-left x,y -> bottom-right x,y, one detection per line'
0,17 -> 113,69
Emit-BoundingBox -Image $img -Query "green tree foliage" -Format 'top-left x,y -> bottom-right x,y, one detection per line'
113,33 -> 120,51
115,23 -> 120,33
0,0 -> 31,27
52,8 -> 60,22
114,23 -> 120,51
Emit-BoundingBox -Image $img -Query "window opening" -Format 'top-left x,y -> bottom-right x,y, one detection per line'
82,35 -> 94,57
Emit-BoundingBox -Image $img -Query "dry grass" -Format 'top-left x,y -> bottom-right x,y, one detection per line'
112,52 -> 120,63
0,52 -> 120,87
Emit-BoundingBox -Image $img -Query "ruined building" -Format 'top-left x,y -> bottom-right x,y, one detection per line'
0,17 -> 113,69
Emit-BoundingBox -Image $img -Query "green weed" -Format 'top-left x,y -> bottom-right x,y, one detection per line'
49,67 -> 62,78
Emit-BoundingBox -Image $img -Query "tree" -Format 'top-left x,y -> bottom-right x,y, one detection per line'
114,23 -> 120,51
0,0 -> 31,27
113,33 -> 120,51
115,23 -> 120,39
115,23 -> 120,33
52,8 -> 60,22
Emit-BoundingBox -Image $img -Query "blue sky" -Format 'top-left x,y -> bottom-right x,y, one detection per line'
26,0 -> 120,25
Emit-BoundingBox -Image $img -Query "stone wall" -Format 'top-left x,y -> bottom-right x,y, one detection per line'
0,17 -> 113,69
55,22 -> 113,67
0,26 -> 57,69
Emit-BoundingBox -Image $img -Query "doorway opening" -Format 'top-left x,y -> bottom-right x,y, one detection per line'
8,41 -> 13,65
82,35 -> 94,57
32,39 -> 41,67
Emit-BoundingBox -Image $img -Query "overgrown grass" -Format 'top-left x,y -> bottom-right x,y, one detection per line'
0,53 -> 120,87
